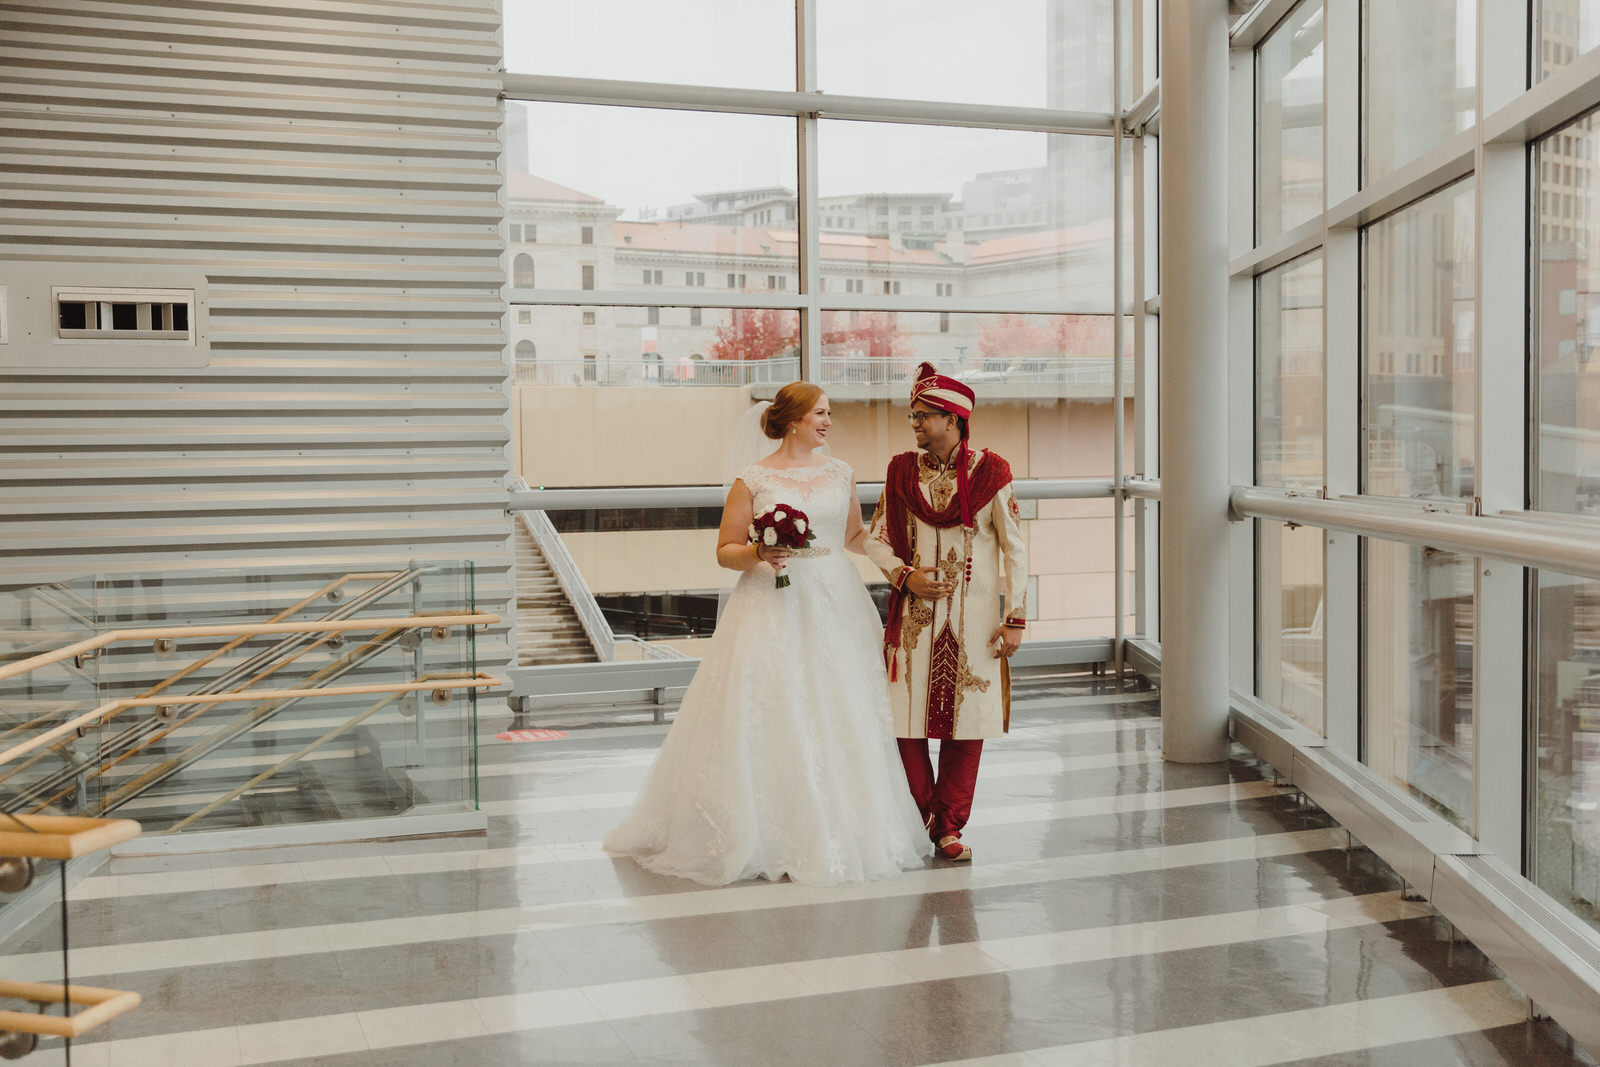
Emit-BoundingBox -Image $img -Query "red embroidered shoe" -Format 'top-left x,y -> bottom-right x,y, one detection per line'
935,834 -> 972,862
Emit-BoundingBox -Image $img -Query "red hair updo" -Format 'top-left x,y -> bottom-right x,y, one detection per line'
760,381 -> 825,440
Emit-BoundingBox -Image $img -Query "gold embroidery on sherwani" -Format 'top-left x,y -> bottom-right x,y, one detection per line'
939,545 -> 962,587
921,452 -> 960,512
948,532 -> 989,727
899,548 -> 928,723
903,593 -> 933,653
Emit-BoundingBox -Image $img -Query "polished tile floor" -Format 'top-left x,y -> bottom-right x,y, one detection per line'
9,680 -> 1598,1065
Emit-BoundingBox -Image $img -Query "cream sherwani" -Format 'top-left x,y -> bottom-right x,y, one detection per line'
865,448 -> 1028,740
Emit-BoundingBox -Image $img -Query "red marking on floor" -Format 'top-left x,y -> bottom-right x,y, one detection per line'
496,728 -> 569,742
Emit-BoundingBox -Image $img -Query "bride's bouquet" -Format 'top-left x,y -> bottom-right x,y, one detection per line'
749,503 -> 815,588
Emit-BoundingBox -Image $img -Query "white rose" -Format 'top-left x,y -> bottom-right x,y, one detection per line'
748,523 -> 757,540
795,519 -> 807,534
774,510 -> 786,521
762,528 -> 778,546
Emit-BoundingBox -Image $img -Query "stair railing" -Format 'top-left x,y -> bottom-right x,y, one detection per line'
0,812 -> 143,1052
0,614 -> 497,810
511,476 -> 615,661
48,570 -> 436,815
2,568 -> 460,817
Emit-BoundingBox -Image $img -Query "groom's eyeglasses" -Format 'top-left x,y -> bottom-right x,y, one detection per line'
907,411 -> 949,424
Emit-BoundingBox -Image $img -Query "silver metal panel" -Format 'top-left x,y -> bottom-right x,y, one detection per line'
1228,688 -> 1325,782
1123,637 -> 1161,683
1288,749 -> 1445,896
508,479 -> 1117,513
0,0 -> 514,677
501,73 -> 1115,136
1432,855 -> 1600,1057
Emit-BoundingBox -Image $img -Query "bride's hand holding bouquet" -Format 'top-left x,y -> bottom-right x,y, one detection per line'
749,504 -> 814,588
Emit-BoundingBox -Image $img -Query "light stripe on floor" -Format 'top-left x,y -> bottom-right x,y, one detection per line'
74,780 -> 1285,901
479,746 -> 1167,816
474,714 -> 1162,777
475,713 -> 1162,775
53,890 -> 1435,1067
21,828 -> 1344,982
938,980 -> 1528,1067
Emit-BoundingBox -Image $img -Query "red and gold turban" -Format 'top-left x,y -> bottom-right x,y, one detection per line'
909,361 -> 976,420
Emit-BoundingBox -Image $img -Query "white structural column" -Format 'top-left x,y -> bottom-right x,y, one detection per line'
1158,0 -> 1232,763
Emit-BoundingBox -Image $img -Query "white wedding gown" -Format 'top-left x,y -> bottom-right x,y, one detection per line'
603,457 -> 933,886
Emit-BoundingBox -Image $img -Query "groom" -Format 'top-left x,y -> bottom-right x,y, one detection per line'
866,363 -> 1028,862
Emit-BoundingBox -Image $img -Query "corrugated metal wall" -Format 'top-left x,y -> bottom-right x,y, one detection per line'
0,1 -> 515,680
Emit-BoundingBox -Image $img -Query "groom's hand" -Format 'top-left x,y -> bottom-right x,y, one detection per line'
905,567 -> 953,601
989,624 -> 1023,659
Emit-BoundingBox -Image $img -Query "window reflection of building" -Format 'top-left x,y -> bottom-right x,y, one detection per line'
1537,107 -> 1600,517
1363,182 -> 1476,500
1363,1 -> 1476,184
1256,1 -> 1323,241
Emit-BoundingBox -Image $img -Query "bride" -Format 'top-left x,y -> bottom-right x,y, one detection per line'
603,381 -> 932,885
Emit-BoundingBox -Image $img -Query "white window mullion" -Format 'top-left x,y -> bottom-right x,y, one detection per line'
1229,29 -> 1257,691
1321,0 -> 1362,756
1472,0 -> 1531,863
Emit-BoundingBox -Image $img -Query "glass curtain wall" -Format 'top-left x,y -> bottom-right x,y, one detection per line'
1256,254 -> 1325,733
502,1 -> 1141,651
1256,0 -> 1323,243
1538,1 -> 1600,78
1364,541 -> 1476,830
1241,0 -> 1600,934
1362,0 -> 1476,184
1533,100 -> 1600,926
1362,180 -> 1477,502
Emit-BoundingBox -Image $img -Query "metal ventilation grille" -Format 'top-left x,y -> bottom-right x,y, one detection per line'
56,288 -> 192,342
1317,749 -> 1434,824
1455,855 -> 1600,976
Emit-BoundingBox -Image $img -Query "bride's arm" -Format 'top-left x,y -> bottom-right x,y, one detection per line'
843,475 -> 870,554
715,479 -> 783,572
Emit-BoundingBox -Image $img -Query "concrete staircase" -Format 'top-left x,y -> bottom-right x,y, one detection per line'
514,521 -> 600,666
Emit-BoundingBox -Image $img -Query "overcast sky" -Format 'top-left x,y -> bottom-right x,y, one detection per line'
502,0 -> 1087,216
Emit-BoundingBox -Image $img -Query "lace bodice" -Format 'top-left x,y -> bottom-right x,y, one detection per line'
739,458 -> 855,550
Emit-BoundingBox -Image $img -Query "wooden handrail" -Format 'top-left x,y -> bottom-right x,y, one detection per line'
0,817 -> 143,1042
0,982 -> 141,1040
0,813 -> 141,860
0,670 -> 499,769
0,611 -> 496,687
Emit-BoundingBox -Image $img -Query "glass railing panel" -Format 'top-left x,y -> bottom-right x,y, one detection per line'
1258,519 -> 1326,735
1363,539 -> 1476,831
80,563 -> 478,834
0,578 -> 101,821
0,564 -> 480,837
1533,568 -> 1600,935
